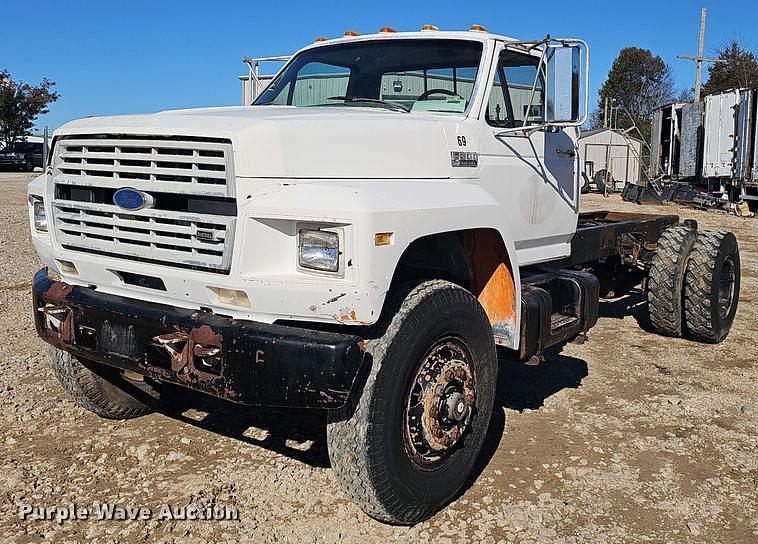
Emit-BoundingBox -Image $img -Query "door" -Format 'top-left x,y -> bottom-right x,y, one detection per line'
478,45 -> 579,265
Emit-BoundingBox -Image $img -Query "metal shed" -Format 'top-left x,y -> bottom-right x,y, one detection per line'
579,128 -> 642,187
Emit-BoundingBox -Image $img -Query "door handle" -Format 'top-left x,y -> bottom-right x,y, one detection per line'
556,148 -> 576,158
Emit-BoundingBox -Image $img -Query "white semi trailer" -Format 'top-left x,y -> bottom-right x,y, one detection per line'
28,27 -> 740,524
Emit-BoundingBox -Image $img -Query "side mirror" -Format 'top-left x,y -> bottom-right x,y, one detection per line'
545,45 -> 581,124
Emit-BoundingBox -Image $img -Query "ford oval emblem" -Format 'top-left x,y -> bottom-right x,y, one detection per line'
113,188 -> 154,211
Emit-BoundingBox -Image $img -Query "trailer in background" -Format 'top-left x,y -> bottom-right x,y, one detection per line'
702,90 -> 739,179
626,88 -> 758,213
649,103 -> 686,179
678,101 -> 704,179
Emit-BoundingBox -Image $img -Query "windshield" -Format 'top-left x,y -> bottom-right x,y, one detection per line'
254,39 -> 483,114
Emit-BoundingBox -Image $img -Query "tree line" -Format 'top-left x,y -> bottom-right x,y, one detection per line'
0,70 -> 59,149
592,40 -> 758,142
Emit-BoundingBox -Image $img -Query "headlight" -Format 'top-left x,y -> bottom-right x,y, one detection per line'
298,229 -> 339,272
29,195 -> 48,232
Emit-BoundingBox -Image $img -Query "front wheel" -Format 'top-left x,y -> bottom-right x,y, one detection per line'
50,349 -> 160,419
327,280 -> 498,525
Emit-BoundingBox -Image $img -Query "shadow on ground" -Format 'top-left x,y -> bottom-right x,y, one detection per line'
496,352 -> 589,412
163,393 -> 330,468
599,289 -> 654,332
160,347 -> 593,475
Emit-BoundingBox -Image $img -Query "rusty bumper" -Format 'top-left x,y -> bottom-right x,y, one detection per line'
33,268 -> 366,409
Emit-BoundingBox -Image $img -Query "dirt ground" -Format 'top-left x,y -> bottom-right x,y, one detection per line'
0,171 -> 755,543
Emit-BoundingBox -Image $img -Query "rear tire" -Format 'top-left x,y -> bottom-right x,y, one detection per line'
683,231 -> 740,343
327,280 -> 497,525
50,348 -> 159,419
581,172 -> 591,194
647,225 -> 698,337
594,169 -> 614,194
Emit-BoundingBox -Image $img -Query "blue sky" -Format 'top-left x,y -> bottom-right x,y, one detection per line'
3,0 -> 756,132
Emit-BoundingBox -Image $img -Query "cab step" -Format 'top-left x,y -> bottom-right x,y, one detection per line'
518,269 -> 599,361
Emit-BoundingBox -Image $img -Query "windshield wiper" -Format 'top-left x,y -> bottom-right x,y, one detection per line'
326,96 -> 410,113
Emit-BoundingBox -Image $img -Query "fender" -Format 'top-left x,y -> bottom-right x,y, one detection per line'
239,179 -> 522,349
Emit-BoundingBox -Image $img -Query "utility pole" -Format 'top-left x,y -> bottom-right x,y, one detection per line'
604,97 -> 609,128
677,8 -> 726,102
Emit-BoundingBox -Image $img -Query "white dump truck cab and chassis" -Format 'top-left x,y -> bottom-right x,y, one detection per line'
28,28 -> 740,524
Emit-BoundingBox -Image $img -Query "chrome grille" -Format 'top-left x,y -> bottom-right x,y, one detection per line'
50,135 -> 236,273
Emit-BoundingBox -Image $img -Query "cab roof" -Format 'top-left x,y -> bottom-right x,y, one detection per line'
298,29 -> 519,52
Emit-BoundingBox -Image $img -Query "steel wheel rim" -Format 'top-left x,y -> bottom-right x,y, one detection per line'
403,338 -> 476,470
718,256 -> 736,320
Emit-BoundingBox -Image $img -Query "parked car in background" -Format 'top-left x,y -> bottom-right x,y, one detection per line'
0,140 -> 44,171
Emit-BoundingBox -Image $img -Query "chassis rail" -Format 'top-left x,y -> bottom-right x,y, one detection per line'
558,211 -> 679,267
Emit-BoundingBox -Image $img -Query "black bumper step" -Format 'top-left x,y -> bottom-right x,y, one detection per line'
33,268 -> 366,409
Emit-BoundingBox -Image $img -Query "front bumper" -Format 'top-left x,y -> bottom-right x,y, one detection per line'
33,268 -> 366,408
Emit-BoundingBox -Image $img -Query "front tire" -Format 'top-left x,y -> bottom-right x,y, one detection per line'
50,349 -> 160,419
327,280 -> 498,525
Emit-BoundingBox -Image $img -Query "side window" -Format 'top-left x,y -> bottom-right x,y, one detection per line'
486,50 -> 544,127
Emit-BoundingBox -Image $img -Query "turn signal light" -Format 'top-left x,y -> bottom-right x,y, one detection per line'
470,24 -> 488,32
208,287 -> 251,309
344,30 -> 360,37
421,24 -> 439,31
57,260 -> 78,276
374,232 -> 394,246
379,27 -> 397,33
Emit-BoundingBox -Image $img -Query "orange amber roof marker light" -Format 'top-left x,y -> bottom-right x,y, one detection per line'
379,27 -> 397,33
469,24 -> 488,32
344,30 -> 360,37
314,36 -> 327,42
420,24 -> 439,31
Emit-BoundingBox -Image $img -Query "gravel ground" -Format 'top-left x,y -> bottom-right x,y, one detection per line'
0,171 -> 756,543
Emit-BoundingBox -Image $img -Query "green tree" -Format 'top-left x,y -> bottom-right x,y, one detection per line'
0,69 -> 59,148
592,47 -> 675,143
701,40 -> 758,96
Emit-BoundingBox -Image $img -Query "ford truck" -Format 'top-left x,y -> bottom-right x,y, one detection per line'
28,27 -> 741,524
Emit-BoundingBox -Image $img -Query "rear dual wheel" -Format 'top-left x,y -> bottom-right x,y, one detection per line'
648,227 -> 739,342
648,226 -> 698,337
327,280 -> 497,525
684,231 -> 740,343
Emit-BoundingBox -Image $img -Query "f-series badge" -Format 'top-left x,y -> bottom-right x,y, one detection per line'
451,151 -> 479,167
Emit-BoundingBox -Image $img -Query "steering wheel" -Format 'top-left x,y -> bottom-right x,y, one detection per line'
417,88 -> 464,101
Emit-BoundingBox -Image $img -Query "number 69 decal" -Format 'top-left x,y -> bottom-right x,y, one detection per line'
457,136 -> 467,147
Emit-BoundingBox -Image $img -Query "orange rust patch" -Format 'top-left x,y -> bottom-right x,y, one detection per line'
478,262 -> 516,324
339,309 -> 357,321
465,230 -> 517,331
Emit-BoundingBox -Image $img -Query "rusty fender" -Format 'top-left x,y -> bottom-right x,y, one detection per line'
32,269 -> 366,409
